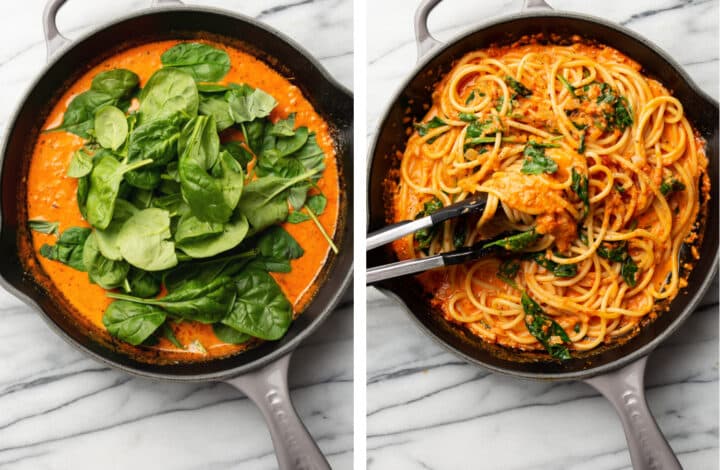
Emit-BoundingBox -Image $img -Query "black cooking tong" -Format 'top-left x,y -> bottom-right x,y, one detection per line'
367,194 -> 517,283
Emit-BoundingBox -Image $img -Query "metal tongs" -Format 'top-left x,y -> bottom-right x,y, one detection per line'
367,194 -> 507,283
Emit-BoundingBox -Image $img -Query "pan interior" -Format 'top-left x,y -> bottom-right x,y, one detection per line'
368,14 -> 718,378
0,9 -> 353,380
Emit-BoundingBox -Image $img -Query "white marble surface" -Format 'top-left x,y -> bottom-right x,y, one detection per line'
367,1 -> 719,469
0,1 -> 352,469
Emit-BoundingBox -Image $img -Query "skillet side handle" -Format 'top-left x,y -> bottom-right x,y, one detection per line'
224,354 -> 330,470
522,0 -> 553,10
584,356 -> 682,470
42,0 -> 70,61
414,0 -> 443,60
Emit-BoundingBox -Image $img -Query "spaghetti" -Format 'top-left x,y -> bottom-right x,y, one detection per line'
389,42 -> 709,359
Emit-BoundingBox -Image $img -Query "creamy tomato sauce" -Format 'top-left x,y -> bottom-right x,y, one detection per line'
25,39 -> 339,361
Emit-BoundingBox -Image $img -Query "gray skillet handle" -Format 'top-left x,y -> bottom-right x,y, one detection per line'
414,0 -> 442,60
584,356 -> 682,470
522,0 -> 553,10
224,354 -> 330,470
42,0 -> 185,61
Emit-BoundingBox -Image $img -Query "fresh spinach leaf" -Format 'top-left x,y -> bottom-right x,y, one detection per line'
49,90 -> 116,138
176,212 -> 249,258
228,88 -> 277,123
86,155 -> 152,229
127,117 -> 181,168
160,43 -> 231,82
39,226 -> 92,271
162,323 -> 184,349
138,68 -> 199,124
94,199 -> 137,260
91,69 -> 139,99
222,141 -> 254,170
102,300 -> 166,346
126,268 -> 161,298
83,232 -> 130,289
213,323 -> 251,344
221,268 -> 292,340
199,95 -> 234,131
66,149 -> 94,178
174,213 -> 224,244
237,169 -> 320,231
268,113 -> 296,137
94,105 -> 128,151
117,208 -> 178,271
29,219 -> 59,235
109,276 -> 236,323
257,226 -> 304,260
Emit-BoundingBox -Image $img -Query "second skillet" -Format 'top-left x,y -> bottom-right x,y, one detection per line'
367,1 -> 719,468
0,0 -> 353,468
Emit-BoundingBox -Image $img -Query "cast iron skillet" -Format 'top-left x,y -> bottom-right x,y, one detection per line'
367,0 -> 718,468
0,0 -> 353,468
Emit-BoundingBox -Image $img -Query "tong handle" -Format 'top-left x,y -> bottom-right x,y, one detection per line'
366,196 -> 488,251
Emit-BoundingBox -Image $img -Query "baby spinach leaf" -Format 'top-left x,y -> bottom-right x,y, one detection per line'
482,229 -> 539,252
39,227 -> 92,271
228,88 -> 277,123
257,226 -> 304,260
176,212 -> 249,258
287,194 -> 326,223
94,199 -> 137,260
126,268 -> 161,298
124,167 -> 162,190
77,174 -> 90,219
102,300 -> 166,346
237,169 -> 320,231
86,155 -> 152,229
28,219 -> 59,235
268,113 -> 296,137
109,276 -> 236,323
94,105 -> 128,150
117,208 -> 178,271
522,292 -> 571,360
179,116 -> 241,223
197,83 -> 231,93
221,268 -> 292,340
213,323 -> 251,344
222,141 -> 253,170
160,43 -> 231,82
521,141 -> 558,175
163,250 -> 256,292
127,117 -> 181,168
49,90 -> 115,138
162,323 -> 184,349
83,232 -> 130,289
596,241 -> 639,287
198,95 -> 234,131
66,149 -> 94,178
91,69 -> 139,99
174,213 -> 224,244
241,119 -> 266,155
138,68 -> 199,124
621,256 -> 639,287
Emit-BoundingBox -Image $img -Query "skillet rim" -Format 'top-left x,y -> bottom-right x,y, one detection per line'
367,9 -> 719,381
0,4 -> 354,382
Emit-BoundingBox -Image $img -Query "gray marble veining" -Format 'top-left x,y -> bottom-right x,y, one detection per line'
0,1 -> 352,469
366,1 -> 718,469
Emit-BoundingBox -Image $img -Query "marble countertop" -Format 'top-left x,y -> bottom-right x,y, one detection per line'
0,1 -> 352,469
367,1 -> 718,469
